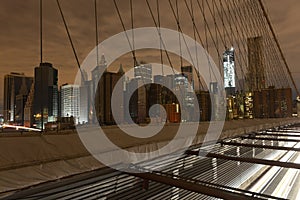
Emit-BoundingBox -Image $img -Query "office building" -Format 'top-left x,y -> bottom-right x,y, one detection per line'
3,72 -> 33,124
79,80 -> 92,124
24,83 -> 35,127
126,78 -> 148,123
181,66 -> 194,89
94,65 -> 124,125
33,62 -> 58,129
134,63 -> 152,84
247,36 -> 266,91
61,84 -> 80,124
223,47 -> 236,95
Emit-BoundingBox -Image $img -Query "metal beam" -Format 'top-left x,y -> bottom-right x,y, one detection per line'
241,136 -> 300,143
269,130 -> 300,134
221,141 -> 300,152
186,150 -> 300,169
128,172 -> 264,200
257,133 -> 300,138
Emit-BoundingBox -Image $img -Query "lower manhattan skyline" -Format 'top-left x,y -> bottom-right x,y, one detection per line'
1,1 -> 300,199
0,0 -> 300,113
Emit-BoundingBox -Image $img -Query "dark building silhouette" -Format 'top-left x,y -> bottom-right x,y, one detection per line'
24,83 -> 35,127
247,36 -> 266,91
127,78 -> 149,123
94,64 -> 124,125
3,72 -> 33,124
33,62 -> 58,129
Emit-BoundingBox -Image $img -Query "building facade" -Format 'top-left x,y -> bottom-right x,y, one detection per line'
181,65 -> 194,90
33,62 -> 58,129
94,65 -> 124,125
247,36 -> 266,91
60,84 -> 80,124
223,47 -> 236,95
3,72 -> 33,124
134,63 -> 152,84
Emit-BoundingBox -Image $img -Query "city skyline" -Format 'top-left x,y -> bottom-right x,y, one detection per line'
0,0 -> 299,113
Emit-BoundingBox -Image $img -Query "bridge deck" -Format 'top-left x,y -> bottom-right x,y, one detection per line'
0,118 -> 299,198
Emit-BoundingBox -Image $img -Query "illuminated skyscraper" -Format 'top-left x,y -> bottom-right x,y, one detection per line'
223,47 -> 236,95
61,84 -> 80,124
134,63 -> 152,84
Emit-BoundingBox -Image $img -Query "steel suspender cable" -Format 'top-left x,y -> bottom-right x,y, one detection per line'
202,0 -> 212,84
215,0 -> 243,90
130,0 -> 137,67
249,0 -> 283,88
56,0 -> 85,82
40,0 -> 43,63
169,0 -> 216,90
94,0 -> 99,67
223,1 -> 249,86
252,0 -> 290,88
39,0 -> 43,132
113,0 -> 138,66
144,0 -> 178,75
182,0 -> 210,90
189,0 -> 202,91
175,0 -> 183,69
156,0 -> 164,76
258,0 -> 299,96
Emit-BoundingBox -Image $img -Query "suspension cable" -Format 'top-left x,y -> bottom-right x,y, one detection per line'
56,0 -> 85,81
94,0 -> 99,67
40,0 -> 43,63
156,0 -> 164,76
113,0 -> 138,66
258,0 -> 299,95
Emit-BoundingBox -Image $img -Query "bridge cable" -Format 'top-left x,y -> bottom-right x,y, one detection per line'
258,0 -> 299,95
253,0 -> 290,88
248,0 -> 286,89
94,0 -> 99,67
189,0 -> 202,91
113,0 -> 138,67
156,0 -> 164,76
249,0 -> 284,88
56,0 -> 85,82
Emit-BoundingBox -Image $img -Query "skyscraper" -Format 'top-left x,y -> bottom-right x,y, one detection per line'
3,72 -> 33,123
24,83 -> 35,127
223,47 -> 236,95
247,36 -> 265,91
127,78 -> 148,123
134,63 -> 152,84
93,61 -> 125,125
33,62 -> 58,129
79,80 -> 92,124
181,66 -> 194,89
61,84 -> 80,124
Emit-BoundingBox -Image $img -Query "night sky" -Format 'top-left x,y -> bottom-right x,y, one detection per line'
0,0 -> 299,112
